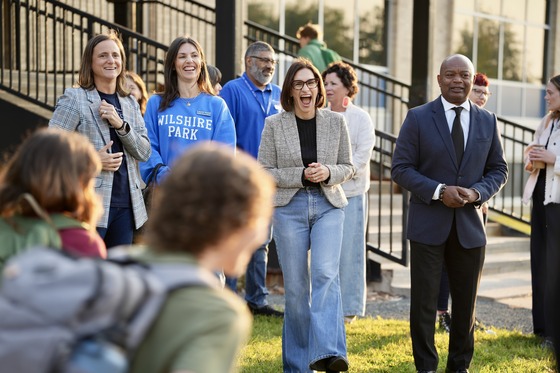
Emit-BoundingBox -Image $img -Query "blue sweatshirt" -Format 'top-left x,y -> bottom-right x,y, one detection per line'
140,93 -> 236,183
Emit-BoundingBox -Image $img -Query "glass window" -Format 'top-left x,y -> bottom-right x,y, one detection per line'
501,23 -> 524,81
247,0 -> 280,31
502,0 -> 526,21
358,0 -> 386,65
477,1 -> 501,17
452,14 -> 474,58
323,0 -> 354,60
526,0 -> 546,24
284,0 -> 319,39
475,18 -> 500,79
525,27 -> 545,84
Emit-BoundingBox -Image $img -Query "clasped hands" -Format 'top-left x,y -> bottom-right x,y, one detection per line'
304,163 -> 329,183
441,185 -> 478,208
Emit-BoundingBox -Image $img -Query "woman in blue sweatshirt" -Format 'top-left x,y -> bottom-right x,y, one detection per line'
140,36 -> 236,184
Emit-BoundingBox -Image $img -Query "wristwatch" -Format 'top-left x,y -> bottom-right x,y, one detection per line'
438,184 -> 447,201
116,121 -> 129,135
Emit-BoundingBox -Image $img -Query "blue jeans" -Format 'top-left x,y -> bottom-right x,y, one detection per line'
225,226 -> 271,307
273,188 -> 347,372
96,207 -> 134,248
339,193 -> 367,316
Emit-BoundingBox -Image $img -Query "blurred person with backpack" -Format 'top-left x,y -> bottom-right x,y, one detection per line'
0,142 -> 275,373
0,128 -> 106,265
296,22 -> 341,73
130,142 -> 275,373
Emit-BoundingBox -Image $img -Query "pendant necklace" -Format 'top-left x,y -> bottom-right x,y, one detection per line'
184,92 -> 200,106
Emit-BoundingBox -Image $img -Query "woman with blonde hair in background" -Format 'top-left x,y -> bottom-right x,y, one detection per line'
125,71 -> 149,115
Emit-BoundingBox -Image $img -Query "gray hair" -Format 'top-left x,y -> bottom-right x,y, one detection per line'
244,41 -> 275,62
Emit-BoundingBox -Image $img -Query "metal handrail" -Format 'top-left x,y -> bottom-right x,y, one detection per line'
490,115 -> 534,231
0,0 -> 169,111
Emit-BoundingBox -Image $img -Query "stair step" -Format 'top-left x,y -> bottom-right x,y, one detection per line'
482,250 -> 530,275
477,270 -> 532,301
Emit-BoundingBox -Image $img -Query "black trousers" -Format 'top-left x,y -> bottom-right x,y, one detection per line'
530,171 -> 547,337
410,219 -> 485,371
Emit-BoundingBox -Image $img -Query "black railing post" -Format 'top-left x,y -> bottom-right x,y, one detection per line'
410,0 -> 430,108
215,0 -> 243,83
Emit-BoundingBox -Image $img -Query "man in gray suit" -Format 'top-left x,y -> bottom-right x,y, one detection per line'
392,54 -> 508,373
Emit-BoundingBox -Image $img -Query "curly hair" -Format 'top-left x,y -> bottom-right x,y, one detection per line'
280,58 -> 326,112
0,128 -> 102,229
473,72 -> 490,87
145,143 -> 275,256
322,61 -> 359,99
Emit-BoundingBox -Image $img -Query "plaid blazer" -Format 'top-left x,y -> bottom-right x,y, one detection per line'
49,87 -> 151,229
258,109 -> 355,208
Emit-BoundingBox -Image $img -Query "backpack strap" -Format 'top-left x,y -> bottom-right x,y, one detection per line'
106,250 -> 222,352
20,193 -> 53,225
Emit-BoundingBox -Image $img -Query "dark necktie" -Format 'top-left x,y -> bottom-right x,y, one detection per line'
451,107 -> 464,164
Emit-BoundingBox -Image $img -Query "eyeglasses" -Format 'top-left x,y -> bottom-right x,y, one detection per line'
249,56 -> 277,65
291,79 -> 319,90
472,88 -> 492,98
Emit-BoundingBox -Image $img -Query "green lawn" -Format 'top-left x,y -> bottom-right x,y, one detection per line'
238,316 -> 556,372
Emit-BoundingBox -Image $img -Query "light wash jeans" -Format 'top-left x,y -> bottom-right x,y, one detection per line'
273,188 -> 347,373
340,193 -> 368,316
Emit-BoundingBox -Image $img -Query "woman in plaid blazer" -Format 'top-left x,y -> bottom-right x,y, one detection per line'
49,31 -> 151,247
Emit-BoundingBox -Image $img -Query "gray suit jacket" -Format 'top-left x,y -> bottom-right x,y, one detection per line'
49,87 -> 151,229
258,109 -> 355,208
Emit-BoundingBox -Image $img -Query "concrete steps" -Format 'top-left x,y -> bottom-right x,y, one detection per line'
368,185 -> 532,310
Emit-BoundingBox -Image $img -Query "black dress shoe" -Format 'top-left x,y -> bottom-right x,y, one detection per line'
327,356 -> 348,371
445,369 -> 469,373
309,357 -> 330,371
417,370 -> 436,373
247,304 -> 284,317
309,356 -> 349,372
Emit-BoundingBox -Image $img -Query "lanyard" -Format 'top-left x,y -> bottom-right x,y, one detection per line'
242,75 -> 272,116
545,119 -> 557,149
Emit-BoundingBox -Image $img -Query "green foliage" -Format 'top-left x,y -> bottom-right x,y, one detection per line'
358,6 -> 386,66
238,316 -> 556,372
